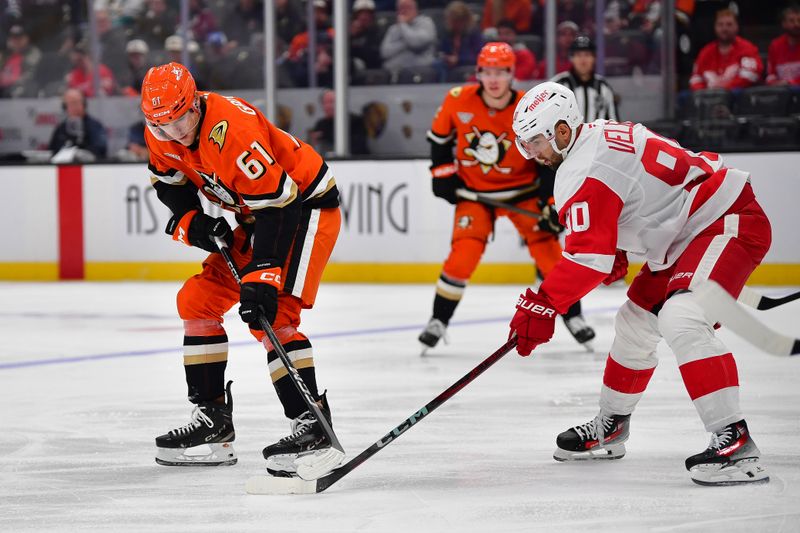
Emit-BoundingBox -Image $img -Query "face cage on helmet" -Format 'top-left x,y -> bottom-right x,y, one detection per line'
146,104 -> 200,142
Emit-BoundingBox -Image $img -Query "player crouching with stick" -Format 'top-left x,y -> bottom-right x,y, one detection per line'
508,82 -> 772,486
140,63 -> 343,479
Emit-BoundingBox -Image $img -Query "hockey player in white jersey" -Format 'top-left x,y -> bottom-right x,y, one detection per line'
509,81 -> 772,486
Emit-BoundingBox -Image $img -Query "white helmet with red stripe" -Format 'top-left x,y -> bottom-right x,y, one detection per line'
512,81 -> 583,160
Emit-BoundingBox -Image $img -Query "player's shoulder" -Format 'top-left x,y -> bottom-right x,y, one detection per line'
443,83 -> 480,103
200,92 -> 263,155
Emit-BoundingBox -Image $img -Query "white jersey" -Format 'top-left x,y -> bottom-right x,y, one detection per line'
554,120 -> 749,272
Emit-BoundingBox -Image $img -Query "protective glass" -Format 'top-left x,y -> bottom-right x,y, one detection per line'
146,107 -> 200,142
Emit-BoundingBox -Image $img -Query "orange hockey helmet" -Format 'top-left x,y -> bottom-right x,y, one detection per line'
141,62 -> 199,142
477,42 -> 516,70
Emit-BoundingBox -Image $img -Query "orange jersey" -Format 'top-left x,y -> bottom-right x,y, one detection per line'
428,84 -> 538,197
146,91 -> 337,215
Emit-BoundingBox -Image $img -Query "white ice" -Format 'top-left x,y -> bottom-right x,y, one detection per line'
2,282 -> 799,532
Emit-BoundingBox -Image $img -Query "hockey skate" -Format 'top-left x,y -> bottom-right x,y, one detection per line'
263,392 -> 343,480
418,318 -> 448,355
685,420 -> 769,486
563,315 -> 596,352
554,412 -> 630,461
155,381 -> 237,466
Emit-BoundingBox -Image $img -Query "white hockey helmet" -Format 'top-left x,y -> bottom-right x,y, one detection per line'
512,81 -> 584,160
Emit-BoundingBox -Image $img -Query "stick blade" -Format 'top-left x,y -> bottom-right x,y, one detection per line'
246,475 -> 319,495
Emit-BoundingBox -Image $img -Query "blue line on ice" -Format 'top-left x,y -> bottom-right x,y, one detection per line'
0,306 -> 618,370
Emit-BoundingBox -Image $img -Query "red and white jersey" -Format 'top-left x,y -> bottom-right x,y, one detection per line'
766,34 -> 800,85
689,36 -> 762,90
538,120 -> 749,312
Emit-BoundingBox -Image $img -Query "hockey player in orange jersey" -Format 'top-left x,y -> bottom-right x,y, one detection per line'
418,42 -> 595,353
141,62 -> 342,479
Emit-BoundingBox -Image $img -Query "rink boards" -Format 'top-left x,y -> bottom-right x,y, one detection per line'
1,153 -> 799,283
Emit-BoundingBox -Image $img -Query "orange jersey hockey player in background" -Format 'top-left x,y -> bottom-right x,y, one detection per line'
141,62 -> 343,480
418,42 -> 595,354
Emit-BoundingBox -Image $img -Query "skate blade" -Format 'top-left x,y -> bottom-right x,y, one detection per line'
296,447 -> 346,480
689,458 -> 769,486
246,475 -> 318,495
155,442 -> 237,466
553,444 -> 625,462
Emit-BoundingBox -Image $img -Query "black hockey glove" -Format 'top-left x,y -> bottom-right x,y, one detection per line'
238,260 -> 281,329
430,163 -> 463,204
537,199 -> 564,235
165,210 -> 233,253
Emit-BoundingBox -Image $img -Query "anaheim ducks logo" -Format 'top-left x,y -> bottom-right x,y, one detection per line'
461,126 -> 512,175
197,170 -> 242,212
208,120 -> 228,151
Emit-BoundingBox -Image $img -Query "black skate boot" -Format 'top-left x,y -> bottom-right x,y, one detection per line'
263,392 -> 344,480
418,318 -> 448,354
554,412 -> 630,461
563,315 -> 596,351
685,420 -> 769,486
155,381 -> 236,466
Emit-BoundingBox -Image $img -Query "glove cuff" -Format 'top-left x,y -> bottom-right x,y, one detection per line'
167,210 -> 199,247
241,265 -> 282,288
431,162 -> 457,178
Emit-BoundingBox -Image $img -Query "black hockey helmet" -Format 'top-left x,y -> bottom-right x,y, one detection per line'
569,35 -> 596,55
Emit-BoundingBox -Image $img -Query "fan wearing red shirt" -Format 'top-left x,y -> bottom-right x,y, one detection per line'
766,5 -> 800,85
689,9 -> 762,91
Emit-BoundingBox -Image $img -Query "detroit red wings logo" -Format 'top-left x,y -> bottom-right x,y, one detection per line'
460,126 -> 512,175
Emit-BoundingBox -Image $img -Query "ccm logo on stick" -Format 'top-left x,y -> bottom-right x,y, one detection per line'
517,299 -> 556,317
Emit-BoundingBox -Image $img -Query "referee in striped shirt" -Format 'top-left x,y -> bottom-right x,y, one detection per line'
551,35 -> 619,121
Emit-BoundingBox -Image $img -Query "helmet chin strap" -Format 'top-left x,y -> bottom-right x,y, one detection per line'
549,125 -> 577,159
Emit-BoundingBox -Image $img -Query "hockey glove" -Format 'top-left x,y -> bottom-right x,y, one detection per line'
509,288 -> 557,356
536,198 -> 564,235
602,250 -> 629,285
238,260 -> 281,329
166,210 -> 233,253
430,163 -> 463,204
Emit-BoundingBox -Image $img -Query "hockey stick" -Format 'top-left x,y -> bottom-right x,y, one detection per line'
456,189 -> 542,220
246,336 -> 519,494
737,286 -> 800,311
213,237 -> 345,461
694,280 -> 800,357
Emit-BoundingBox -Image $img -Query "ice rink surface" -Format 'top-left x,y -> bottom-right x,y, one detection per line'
2,281 -> 799,532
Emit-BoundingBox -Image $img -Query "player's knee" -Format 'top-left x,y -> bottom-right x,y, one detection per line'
611,300 -> 660,362
657,292 -> 713,352
176,281 -> 195,319
444,237 -> 486,280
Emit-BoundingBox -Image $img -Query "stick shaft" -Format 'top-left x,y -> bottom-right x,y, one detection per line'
213,237 -> 344,452
738,286 -> 800,311
456,189 -> 542,220
314,337 -> 518,492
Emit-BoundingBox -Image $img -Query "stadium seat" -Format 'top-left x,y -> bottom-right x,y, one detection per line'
681,119 -> 739,152
353,68 -> 392,86
734,86 -> 793,118
446,64 -> 476,83
644,120 -> 683,141
684,89 -> 732,120
396,66 -> 440,84
745,117 -> 799,148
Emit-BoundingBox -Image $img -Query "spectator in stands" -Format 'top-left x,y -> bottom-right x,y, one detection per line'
538,20 -> 577,77
551,35 -> 619,121
767,4 -> 800,86
481,0 -> 531,34
275,0 -> 305,47
48,88 -> 108,160
285,0 -> 335,87
202,31 -> 239,90
189,0 -> 218,44
438,1 -> 484,73
496,18 -> 536,80
126,121 -> 149,161
119,39 -> 150,95
309,89 -> 369,155
689,9 -> 761,91
137,0 -> 178,49
164,34 -> 206,89
0,24 -> 41,98
380,0 -> 437,76
223,0 -> 264,48
351,0 -> 383,71
286,0 -> 334,65
95,7 -> 128,81
66,42 -> 117,97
